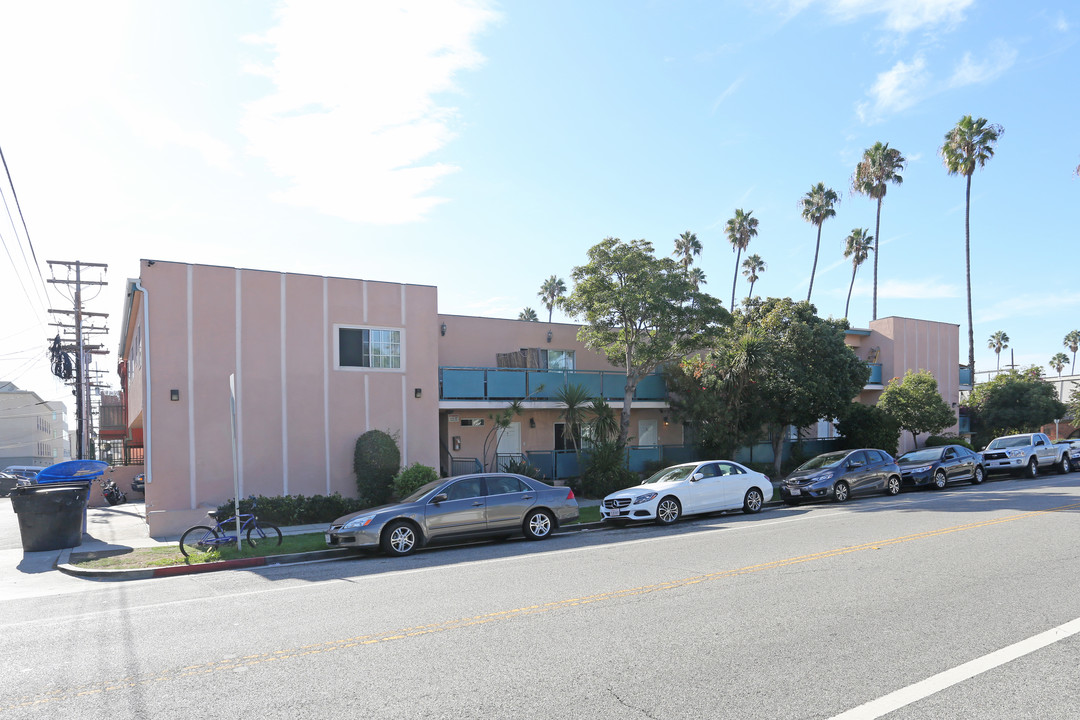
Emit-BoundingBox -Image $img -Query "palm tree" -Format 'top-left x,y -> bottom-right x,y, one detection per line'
554,383 -> 592,463
1064,330 -> 1080,374
842,228 -> 873,319
987,330 -> 1009,371
741,253 -> 765,299
537,275 -> 567,323
725,208 -> 758,312
672,231 -> 702,274
852,142 -> 906,321
687,266 -> 706,289
799,182 -> 839,303
518,307 -> 538,322
940,116 -> 1003,380
1051,352 -> 1070,405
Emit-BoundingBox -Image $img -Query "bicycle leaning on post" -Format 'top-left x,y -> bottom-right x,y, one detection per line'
178,496 -> 283,557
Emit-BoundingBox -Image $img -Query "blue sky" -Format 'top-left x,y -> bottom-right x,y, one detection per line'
1,0 -> 1078,411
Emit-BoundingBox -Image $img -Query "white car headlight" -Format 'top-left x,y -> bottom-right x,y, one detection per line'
1006,449 -> 1025,458
343,514 -> 376,530
633,492 -> 658,505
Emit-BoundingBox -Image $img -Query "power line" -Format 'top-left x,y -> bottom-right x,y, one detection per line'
0,142 -> 50,304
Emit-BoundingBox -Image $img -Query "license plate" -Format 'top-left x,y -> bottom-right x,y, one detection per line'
609,509 -> 622,516
325,533 -> 333,544
789,488 -> 801,496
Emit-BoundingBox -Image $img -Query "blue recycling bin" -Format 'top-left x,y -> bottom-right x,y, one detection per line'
9,460 -> 106,552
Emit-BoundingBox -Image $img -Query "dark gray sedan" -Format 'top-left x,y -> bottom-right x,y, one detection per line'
897,444 -> 984,489
326,473 -> 579,556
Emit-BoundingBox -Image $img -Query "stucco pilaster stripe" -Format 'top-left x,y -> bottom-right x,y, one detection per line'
235,269 -> 244,497
362,280 -> 368,324
323,278 -> 330,494
187,265 -> 196,509
364,374 -> 370,431
281,273 -> 289,496
401,375 -> 408,465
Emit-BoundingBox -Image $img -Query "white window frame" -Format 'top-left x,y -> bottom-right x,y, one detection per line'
333,324 -> 405,372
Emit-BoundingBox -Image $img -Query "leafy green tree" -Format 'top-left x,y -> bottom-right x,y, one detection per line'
562,237 -> 729,445
968,368 -> 1066,446
588,398 -> 620,445
877,370 -> 957,449
353,429 -> 401,505
940,116 -> 1003,378
842,228 -> 873,319
799,182 -> 839,303
741,253 -> 765,299
836,402 -> 901,456
987,330 -> 1010,371
853,142 -> 905,320
673,230 -> 702,273
725,209 -> 759,312
1064,330 -> 1080,374
518,307 -> 538,322
666,330 -> 769,458
733,298 -> 869,477
1067,385 -> 1080,430
538,275 -> 567,323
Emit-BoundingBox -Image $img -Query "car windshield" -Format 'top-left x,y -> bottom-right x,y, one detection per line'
641,465 -> 695,485
898,448 -> 943,463
401,478 -> 446,503
986,436 -> 1031,450
796,452 -> 848,471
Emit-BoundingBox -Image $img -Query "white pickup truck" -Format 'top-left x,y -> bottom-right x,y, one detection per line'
980,432 -> 1071,477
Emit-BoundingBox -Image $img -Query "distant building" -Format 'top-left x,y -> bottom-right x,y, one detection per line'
0,381 -> 69,468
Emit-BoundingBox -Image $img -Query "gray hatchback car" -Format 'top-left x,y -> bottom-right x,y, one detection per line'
780,448 -> 901,504
326,473 -> 579,556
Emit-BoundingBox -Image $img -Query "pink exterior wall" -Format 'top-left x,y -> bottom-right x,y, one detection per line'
437,315 -> 612,370
127,261 -> 439,535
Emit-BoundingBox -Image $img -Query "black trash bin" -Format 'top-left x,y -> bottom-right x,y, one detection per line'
9,481 -> 90,552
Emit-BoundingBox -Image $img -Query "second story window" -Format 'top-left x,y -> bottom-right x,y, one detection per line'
337,327 -> 402,370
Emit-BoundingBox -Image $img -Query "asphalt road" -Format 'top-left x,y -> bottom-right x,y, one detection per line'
2,472 -> 1079,719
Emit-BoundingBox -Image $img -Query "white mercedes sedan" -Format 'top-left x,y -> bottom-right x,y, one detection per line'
600,461 -> 772,526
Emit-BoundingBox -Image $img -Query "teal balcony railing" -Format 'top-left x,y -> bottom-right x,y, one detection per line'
958,415 -> 971,434
866,363 -> 883,385
440,367 -> 667,402
959,366 -> 973,386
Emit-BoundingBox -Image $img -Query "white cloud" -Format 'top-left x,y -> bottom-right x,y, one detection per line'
241,0 -> 499,225
781,0 -> 973,33
856,55 -> 930,122
1054,11 -> 1070,32
711,77 -> 744,113
977,292 -> 1080,324
948,41 -> 1018,87
850,278 -> 961,299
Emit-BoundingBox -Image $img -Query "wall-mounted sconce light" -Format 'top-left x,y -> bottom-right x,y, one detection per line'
414,388 -> 422,398
170,389 -> 180,401
440,323 -> 447,336
546,330 -> 553,343
529,418 -> 536,428
663,416 -> 669,426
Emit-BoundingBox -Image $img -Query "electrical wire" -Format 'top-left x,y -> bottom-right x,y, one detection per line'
0,143 -> 50,305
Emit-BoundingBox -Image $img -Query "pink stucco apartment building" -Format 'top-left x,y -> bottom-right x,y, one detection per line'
117,260 -> 968,535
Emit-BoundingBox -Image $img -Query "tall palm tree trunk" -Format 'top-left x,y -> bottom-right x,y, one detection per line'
845,265 -> 857,318
730,248 -> 742,312
749,278 -> 756,298
964,174 -> 975,376
872,197 -> 882,321
807,224 -> 823,302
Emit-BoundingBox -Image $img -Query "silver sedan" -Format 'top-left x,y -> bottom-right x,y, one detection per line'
326,473 -> 579,556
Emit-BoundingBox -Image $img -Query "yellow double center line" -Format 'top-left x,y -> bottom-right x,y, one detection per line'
8,500 -> 1080,711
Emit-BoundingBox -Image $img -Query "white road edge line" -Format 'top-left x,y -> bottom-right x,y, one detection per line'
831,615 -> 1080,719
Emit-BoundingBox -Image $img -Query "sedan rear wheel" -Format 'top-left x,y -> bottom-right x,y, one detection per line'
523,510 -> 553,540
933,470 -> 948,490
655,497 -> 681,525
885,475 -> 901,496
833,481 -> 849,503
742,488 -> 764,514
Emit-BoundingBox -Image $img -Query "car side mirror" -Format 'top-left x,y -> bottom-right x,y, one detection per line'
848,461 -> 863,469
432,493 -> 448,504
691,473 -> 704,482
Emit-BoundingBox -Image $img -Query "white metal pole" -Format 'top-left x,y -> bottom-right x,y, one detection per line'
229,374 -> 242,552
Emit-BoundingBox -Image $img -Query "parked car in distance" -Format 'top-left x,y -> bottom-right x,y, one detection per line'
1053,439 -> 1080,469
981,432 -> 1070,477
780,449 -> 901,504
0,472 -> 18,497
131,474 -> 145,494
896,445 -> 984,489
325,473 -> 578,557
600,460 -> 772,526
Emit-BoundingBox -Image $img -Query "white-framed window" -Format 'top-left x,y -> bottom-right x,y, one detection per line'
546,349 -> 575,370
335,325 -> 403,371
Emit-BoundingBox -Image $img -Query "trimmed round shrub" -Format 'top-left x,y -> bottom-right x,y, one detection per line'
393,463 -> 439,499
354,429 -> 401,506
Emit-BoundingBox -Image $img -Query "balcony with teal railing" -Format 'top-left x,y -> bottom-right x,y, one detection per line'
439,367 -> 667,402
959,366 -> 973,387
958,415 -> 971,434
866,363 -> 883,385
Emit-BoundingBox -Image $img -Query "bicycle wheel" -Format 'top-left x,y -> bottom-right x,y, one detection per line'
247,522 -> 282,549
179,525 -> 219,557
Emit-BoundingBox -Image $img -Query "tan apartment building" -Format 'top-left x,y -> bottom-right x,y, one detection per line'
118,260 -> 969,535
0,381 -> 69,468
